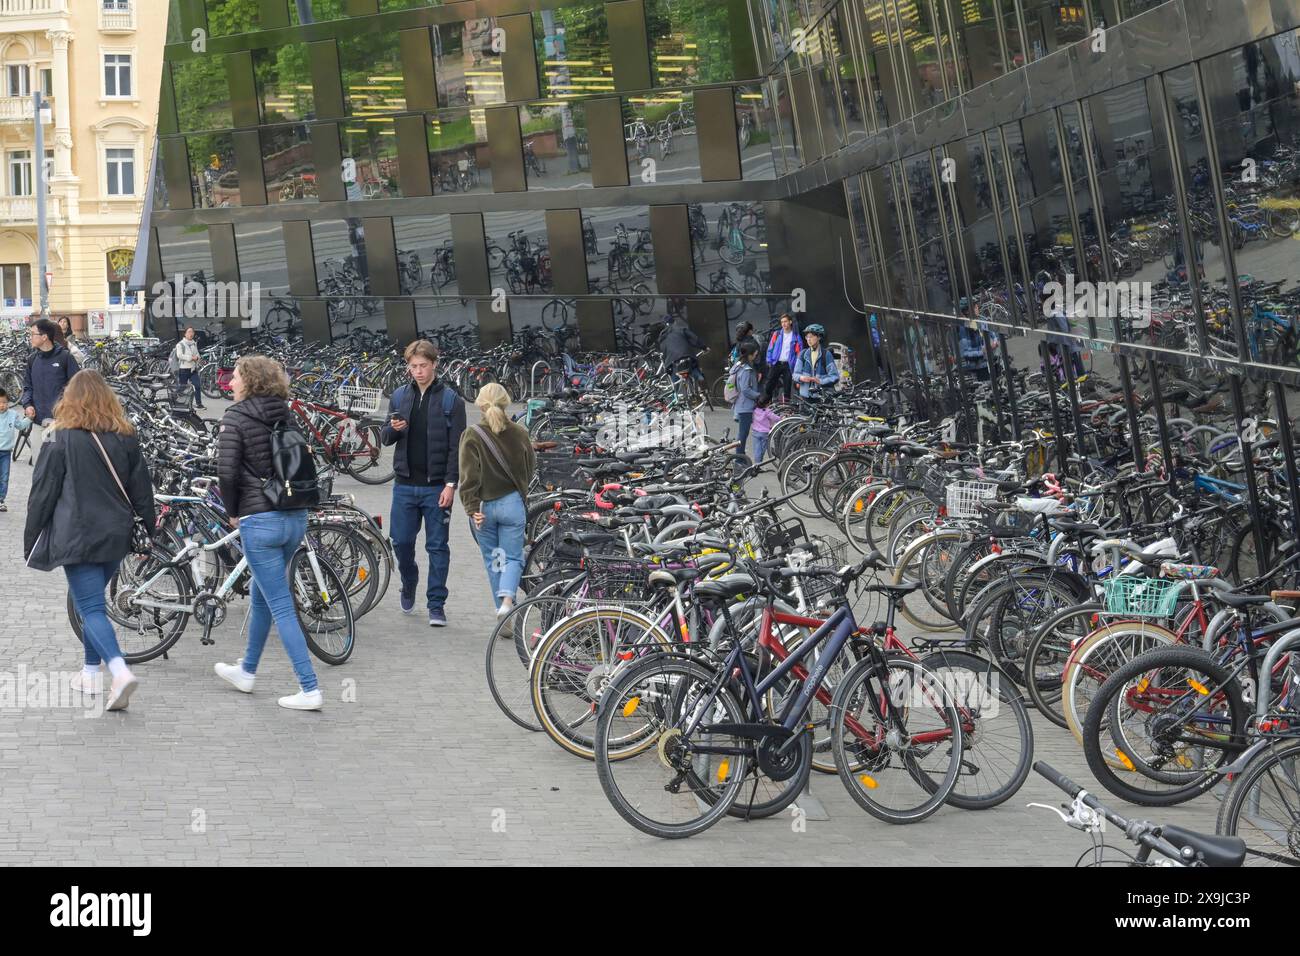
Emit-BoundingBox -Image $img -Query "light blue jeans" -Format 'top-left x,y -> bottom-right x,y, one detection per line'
67,560 -> 124,667
240,510 -> 318,693
474,492 -> 526,609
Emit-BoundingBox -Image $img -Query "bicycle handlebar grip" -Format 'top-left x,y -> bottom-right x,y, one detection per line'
1033,761 -> 1083,798
1270,590 -> 1300,601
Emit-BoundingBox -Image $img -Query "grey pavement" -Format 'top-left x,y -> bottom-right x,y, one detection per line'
0,405 -> 1223,866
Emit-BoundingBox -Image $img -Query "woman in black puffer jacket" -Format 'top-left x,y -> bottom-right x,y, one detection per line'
213,355 -> 321,712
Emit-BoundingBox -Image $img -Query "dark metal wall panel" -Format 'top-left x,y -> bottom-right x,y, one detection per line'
789,68 -> 823,163
545,209 -> 588,294
258,0 -> 289,29
208,223 -> 243,340
161,138 -> 193,210
586,97 -> 630,187
486,105 -> 525,193
576,299 -> 616,351
227,51 -> 259,127
146,228 -> 163,287
363,217 -> 401,297
310,123 -> 346,202
385,299 -> 418,346
395,113 -> 433,196
234,130 -> 267,205
451,213 -> 491,294
477,300 -> 513,349
686,299 -> 730,380
158,65 -> 178,136
607,1 -> 652,92
500,14 -> 540,103
695,86 -> 741,182
300,299 -> 331,344
282,221 -> 317,296
399,27 -> 439,111
649,205 -> 694,294
308,40 -> 346,120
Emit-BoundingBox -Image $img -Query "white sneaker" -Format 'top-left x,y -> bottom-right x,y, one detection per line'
105,674 -> 138,712
70,670 -> 103,695
214,661 -> 255,693
278,689 -> 323,711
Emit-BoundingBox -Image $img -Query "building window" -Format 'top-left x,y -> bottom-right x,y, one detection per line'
7,65 -> 29,97
43,149 -> 52,185
0,264 -> 33,308
39,68 -> 52,98
106,147 -> 134,195
107,249 -> 133,305
8,151 -> 32,196
104,54 -> 132,97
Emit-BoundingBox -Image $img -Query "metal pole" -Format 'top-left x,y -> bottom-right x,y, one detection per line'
34,90 -> 48,319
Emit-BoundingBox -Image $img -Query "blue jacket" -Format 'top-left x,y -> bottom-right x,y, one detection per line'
0,407 -> 30,451
731,363 -> 762,417
793,347 -> 839,398
20,344 -> 79,422
380,380 -> 467,486
765,327 -> 802,366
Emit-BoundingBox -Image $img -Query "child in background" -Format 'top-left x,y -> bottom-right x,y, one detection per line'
751,398 -> 780,463
0,387 -> 32,512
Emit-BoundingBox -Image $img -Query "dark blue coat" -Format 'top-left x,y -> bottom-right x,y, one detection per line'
20,344 -> 79,421
380,380 -> 467,485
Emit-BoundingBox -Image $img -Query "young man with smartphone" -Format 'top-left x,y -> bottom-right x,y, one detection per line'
380,340 -> 467,627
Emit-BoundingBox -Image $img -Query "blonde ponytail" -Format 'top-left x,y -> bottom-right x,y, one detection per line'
476,381 -> 512,433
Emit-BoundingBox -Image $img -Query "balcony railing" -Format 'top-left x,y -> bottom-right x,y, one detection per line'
0,194 -> 64,223
99,1 -> 134,31
0,0 -> 67,16
0,96 -> 53,123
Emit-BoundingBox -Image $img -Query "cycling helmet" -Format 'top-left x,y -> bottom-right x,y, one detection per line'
804,323 -> 826,336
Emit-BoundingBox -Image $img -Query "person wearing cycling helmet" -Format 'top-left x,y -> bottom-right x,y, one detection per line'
793,323 -> 838,398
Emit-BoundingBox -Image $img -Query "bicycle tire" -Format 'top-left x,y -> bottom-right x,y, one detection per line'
68,549 -> 192,665
290,549 -> 355,665
1215,737 -> 1300,865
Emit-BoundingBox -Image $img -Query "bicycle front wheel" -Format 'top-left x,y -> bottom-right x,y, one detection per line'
830,655 -> 963,823
290,548 -> 355,665
1216,738 -> 1300,866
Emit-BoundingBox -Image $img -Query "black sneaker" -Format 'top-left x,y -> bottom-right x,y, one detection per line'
400,589 -> 415,614
0,501 -> 7,512
428,608 -> 447,627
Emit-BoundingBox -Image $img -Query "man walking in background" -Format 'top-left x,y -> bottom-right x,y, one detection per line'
381,341 -> 466,627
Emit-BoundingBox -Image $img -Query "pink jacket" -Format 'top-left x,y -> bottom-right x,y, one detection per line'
752,406 -> 780,434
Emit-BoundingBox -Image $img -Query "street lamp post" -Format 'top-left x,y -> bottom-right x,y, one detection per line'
34,90 -> 48,319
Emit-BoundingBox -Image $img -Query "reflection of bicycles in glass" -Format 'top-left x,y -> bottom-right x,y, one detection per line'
278,173 -> 317,202
701,265 -> 760,321
626,119 -> 651,161
582,217 -> 598,259
430,240 -> 457,289
737,109 -> 752,149
715,203 -> 764,264
397,249 -> 423,295
524,140 -> 547,176
542,298 -> 570,331
263,297 -> 300,333
655,121 -> 674,158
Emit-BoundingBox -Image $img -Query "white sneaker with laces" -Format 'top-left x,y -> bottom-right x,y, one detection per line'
214,661 -> 255,693
278,689 -> 323,711
105,674 -> 138,712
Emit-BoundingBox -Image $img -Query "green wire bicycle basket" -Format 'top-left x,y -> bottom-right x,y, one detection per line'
1102,576 -> 1183,618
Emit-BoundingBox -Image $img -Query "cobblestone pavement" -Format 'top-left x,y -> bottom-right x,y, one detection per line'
0,405 -> 1222,865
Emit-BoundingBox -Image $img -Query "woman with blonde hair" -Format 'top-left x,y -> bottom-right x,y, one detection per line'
458,382 -> 535,615
212,354 -> 322,710
24,370 -> 155,711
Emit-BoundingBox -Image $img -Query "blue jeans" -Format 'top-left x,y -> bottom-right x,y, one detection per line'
752,432 -> 770,463
177,368 -> 203,405
0,449 -> 10,501
734,411 -> 753,466
474,492 -> 526,609
240,510 -> 318,693
391,483 -> 451,610
66,560 -> 124,667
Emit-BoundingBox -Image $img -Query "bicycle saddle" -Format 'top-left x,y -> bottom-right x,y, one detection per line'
692,574 -> 756,602
1159,825 -> 1246,868
1210,589 -> 1271,609
632,493 -> 681,511
870,580 -> 922,597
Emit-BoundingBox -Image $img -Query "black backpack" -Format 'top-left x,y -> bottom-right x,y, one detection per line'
261,420 -> 321,509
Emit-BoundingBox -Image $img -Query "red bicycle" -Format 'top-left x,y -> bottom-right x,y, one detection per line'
288,397 -> 393,484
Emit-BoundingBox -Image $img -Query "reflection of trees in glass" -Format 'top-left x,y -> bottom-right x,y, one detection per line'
255,46 -> 313,123
645,0 -> 736,86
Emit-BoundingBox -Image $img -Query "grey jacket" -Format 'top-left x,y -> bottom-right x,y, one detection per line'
731,363 -> 762,416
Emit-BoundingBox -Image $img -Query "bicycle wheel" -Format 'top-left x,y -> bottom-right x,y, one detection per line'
890,531 -> 964,632
595,653 -> 751,839
1083,644 -> 1247,806
830,654 -> 963,823
289,548 -> 355,665
1022,602 -> 1102,728
1062,620 -> 1180,750
486,590 -> 579,732
982,570 -> 1094,687
530,605 -> 671,760
69,550 -> 192,664
1216,737 -> 1300,866
304,522 -> 381,619
777,447 -> 832,518
338,420 -> 395,485
918,649 -> 1034,810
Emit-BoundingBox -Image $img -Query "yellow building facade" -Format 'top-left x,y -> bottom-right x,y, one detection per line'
0,0 -> 162,336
